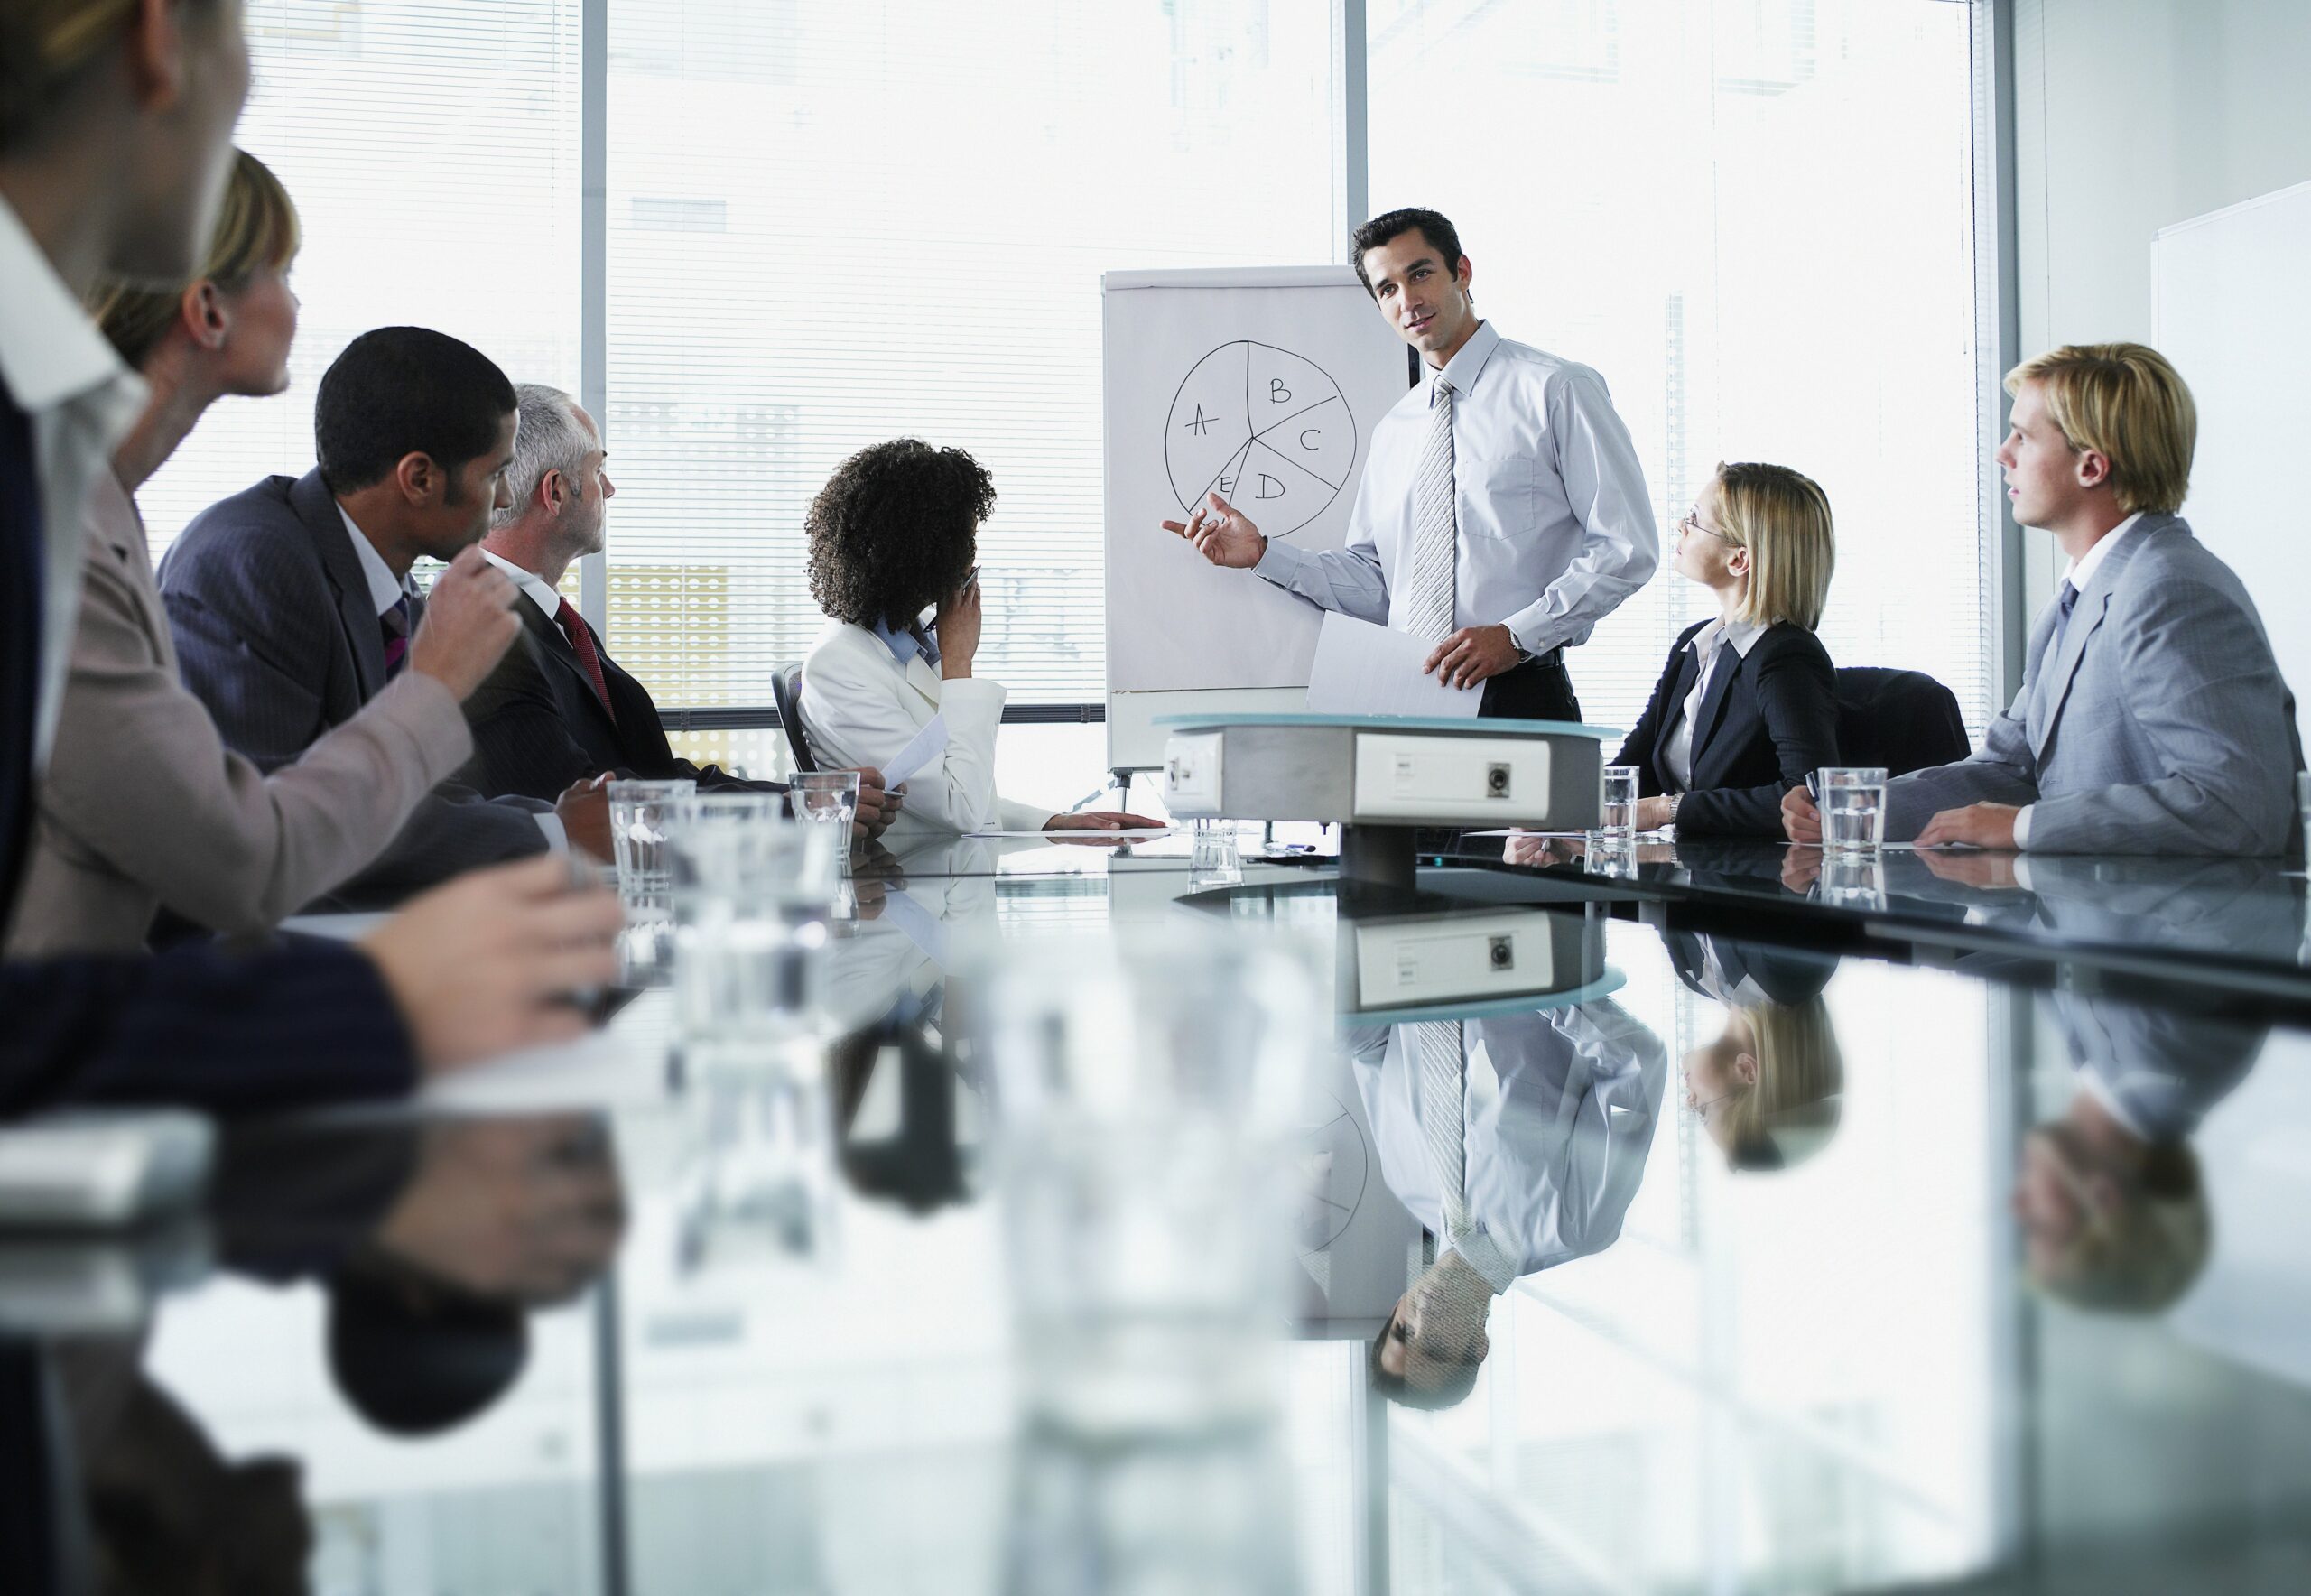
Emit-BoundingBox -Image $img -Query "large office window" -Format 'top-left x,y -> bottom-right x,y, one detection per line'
1369,0 -> 1991,738
137,2 -> 1992,769
604,0 -> 1341,718
140,2 -> 584,555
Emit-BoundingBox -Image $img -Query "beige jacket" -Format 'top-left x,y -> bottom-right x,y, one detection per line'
3,469 -> 472,955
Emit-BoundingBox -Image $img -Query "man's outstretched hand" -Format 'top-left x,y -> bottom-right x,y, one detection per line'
1162,492 -> 1267,570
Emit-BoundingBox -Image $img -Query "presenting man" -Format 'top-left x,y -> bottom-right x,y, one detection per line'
1163,207 -> 1658,719
463,385 -> 892,838
1785,342 -> 2302,856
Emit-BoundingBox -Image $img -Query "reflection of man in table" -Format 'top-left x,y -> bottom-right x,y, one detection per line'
1163,208 -> 1657,719
1350,998 -> 1666,1407
2016,991 -> 2264,1313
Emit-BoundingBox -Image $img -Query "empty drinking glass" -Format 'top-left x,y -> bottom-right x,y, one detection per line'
1817,766 -> 1889,856
607,778 -> 696,895
1188,818 -> 1244,888
1599,765 -> 1639,840
664,796 -> 842,1073
792,769 -> 861,843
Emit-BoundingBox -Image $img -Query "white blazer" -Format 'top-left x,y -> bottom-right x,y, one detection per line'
798,622 -> 1054,837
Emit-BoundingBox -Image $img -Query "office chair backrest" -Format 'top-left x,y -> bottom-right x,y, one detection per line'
773,663 -> 818,775
1833,666 -> 1972,777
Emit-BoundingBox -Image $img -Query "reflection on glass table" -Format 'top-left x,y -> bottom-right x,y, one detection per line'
14,904 -> 2311,1593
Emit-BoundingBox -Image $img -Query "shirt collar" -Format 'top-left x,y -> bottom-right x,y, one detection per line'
870,614 -> 939,668
1687,615 -> 1770,659
2064,511 -> 2144,593
0,193 -> 144,424
1431,319 -> 1502,403
337,503 -> 411,616
479,546 -> 567,621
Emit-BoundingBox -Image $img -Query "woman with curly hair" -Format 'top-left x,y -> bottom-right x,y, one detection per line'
799,440 -> 1157,837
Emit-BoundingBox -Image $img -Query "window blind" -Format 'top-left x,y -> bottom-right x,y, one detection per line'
1369,0 -> 1992,740
603,0 -> 1341,710
139,2 -> 584,555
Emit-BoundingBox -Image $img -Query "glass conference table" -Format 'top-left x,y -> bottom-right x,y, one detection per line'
1430,830 -> 2311,1020
6,845 -> 2311,1594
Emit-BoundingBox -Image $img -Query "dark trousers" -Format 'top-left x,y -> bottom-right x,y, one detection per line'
1480,651 -> 1582,723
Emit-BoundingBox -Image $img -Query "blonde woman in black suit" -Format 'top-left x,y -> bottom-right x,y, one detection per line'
1614,462 -> 1839,838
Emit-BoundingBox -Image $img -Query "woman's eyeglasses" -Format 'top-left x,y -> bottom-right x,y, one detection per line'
1678,509 -> 1735,543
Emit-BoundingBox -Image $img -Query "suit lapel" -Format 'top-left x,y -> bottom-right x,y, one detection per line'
294,469 -> 386,700
2030,518 -> 2161,759
1690,635 -> 1740,763
903,651 -> 943,713
523,598 -> 615,724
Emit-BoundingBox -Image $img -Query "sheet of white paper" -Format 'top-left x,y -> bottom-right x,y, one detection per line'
962,827 -> 1178,840
880,714 -> 949,788
1304,612 -> 1482,719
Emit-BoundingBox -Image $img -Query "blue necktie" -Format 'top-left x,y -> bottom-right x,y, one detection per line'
381,594 -> 413,679
2047,580 -> 2079,667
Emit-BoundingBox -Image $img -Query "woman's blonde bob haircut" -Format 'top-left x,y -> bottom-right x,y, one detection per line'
2005,342 -> 2195,517
1719,996 -> 1844,1171
1713,460 -> 1835,631
93,146 -> 301,368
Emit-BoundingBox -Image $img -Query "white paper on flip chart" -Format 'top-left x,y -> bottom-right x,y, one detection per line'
1304,611 -> 1482,719
880,715 -> 949,788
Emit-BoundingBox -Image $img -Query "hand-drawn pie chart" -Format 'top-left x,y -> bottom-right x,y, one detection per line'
1167,339 -> 1358,539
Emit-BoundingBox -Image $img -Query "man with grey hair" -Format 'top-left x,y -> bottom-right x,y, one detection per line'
461,385 -> 892,834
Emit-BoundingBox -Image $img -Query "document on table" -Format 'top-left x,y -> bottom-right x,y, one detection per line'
961,827 -> 1177,840
881,715 -> 949,788
1304,612 -> 1482,719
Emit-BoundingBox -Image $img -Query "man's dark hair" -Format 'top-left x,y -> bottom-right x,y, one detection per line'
313,326 -> 516,496
806,438 -> 994,629
1367,1314 -> 1484,1412
1350,207 -> 1464,300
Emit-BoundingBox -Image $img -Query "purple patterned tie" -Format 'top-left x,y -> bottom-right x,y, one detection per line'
381,593 -> 413,679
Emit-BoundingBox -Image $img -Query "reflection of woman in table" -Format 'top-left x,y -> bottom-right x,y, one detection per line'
1667,931 -> 1844,1171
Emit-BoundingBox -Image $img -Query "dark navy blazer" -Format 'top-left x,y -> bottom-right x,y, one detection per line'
158,469 -> 551,905
1614,618 -> 1841,838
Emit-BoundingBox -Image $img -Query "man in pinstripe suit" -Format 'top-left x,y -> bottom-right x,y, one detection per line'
160,328 -> 617,905
1786,344 -> 2303,857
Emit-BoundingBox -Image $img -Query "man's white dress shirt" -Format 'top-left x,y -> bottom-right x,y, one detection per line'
1661,616 -> 1768,792
339,511 -> 564,849
2012,513 -> 2142,850
1252,320 -> 1657,658
1353,1003 -> 1666,1292
0,195 -> 150,768
478,547 -> 566,622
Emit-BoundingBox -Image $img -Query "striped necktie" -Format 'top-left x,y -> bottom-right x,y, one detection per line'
1415,1020 -> 1470,1235
1403,376 -> 1458,641
380,593 -> 413,680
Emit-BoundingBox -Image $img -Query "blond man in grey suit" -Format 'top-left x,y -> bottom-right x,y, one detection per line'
4,152 -> 521,956
1787,343 -> 2302,857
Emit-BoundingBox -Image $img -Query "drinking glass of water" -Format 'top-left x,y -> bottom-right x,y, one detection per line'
1599,765 -> 1640,840
664,795 -> 841,1074
791,769 -> 861,849
1815,766 -> 1889,856
607,777 -> 696,895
